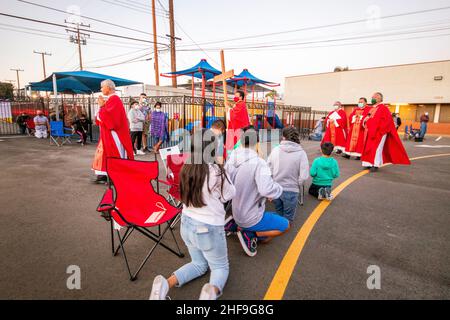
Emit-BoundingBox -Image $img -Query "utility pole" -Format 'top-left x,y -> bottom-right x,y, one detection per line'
65,21 -> 90,70
167,0 -> 179,88
33,50 -> 52,78
10,68 -> 24,98
151,0 -> 160,86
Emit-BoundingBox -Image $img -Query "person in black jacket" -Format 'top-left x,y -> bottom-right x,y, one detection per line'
16,112 -> 29,134
71,114 -> 91,145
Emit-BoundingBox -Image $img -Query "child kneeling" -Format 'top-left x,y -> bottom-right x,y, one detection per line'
150,132 -> 235,300
268,127 -> 309,221
309,142 -> 340,200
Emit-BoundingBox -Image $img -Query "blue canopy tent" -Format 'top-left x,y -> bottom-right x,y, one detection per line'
27,70 -> 141,120
28,70 -> 141,94
160,59 -> 221,98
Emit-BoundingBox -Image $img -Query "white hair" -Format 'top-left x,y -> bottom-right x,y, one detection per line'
101,79 -> 116,90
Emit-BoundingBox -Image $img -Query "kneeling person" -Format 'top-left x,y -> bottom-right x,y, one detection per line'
225,127 -> 290,257
309,142 -> 340,200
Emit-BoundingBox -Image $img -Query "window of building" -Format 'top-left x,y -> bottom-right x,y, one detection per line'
439,104 -> 450,123
399,104 -> 418,123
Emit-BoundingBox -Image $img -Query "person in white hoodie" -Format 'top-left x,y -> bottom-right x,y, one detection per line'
225,127 -> 290,257
150,130 -> 235,300
268,127 -> 309,221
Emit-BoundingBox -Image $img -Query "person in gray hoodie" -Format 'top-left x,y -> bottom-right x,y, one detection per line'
267,127 -> 309,221
127,100 -> 146,155
225,127 -> 290,257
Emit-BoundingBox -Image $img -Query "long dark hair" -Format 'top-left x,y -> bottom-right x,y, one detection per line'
180,129 -> 230,208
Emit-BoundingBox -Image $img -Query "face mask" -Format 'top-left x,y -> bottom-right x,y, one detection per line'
358,103 -> 364,108
371,98 -> 377,105
233,97 -> 240,103
333,105 -> 340,110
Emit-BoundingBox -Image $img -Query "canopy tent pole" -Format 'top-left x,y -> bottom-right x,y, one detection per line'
272,95 -> 277,128
52,73 -> 59,121
191,75 -> 194,97
244,84 -> 247,102
212,81 -> 216,118
202,72 -> 206,128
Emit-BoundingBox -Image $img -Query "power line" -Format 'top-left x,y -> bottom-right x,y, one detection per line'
100,0 -> 168,18
178,25 -> 450,52
0,12 -> 170,47
17,0 -> 167,39
87,53 -> 152,69
177,5 -> 450,47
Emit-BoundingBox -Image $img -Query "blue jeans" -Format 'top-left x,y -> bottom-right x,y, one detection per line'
173,215 -> 229,293
420,122 -> 427,138
273,191 -> 299,221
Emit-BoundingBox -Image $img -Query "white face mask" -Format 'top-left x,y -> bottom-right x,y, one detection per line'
358,103 -> 365,108
334,105 -> 340,110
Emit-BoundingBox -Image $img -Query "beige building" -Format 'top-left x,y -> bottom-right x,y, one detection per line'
284,60 -> 450,134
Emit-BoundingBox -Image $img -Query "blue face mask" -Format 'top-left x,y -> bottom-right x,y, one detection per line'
358,103 -> 365,108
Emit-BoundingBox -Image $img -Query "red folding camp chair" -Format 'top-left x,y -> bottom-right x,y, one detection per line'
96,158 -> 184,281
158,153 -> 190,206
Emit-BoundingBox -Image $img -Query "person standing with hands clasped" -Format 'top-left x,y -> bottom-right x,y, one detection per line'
128,100 -> 146,155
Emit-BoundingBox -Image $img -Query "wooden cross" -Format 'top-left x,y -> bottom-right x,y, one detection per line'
213,50 -> 234,116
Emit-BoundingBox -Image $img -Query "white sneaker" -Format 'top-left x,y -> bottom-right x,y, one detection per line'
136,150 -> 146,155
149,275 -> 169,300
199,283 -> 218,300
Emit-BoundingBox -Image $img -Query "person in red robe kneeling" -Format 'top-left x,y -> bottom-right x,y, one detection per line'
361,92 -> 410,172
91,79 -> 134,183
343,97 -> 371,160
322,101 -> 348,154
225,90 -> 251,156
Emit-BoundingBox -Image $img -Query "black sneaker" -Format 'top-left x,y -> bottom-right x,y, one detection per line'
224,217 -> 238,235
92,175 -> 107,184
336,150 -> 343,154
342,154 -> 350,159
369,167 -> 379,173
355,156 -> 361,160
237,230 -> 257,257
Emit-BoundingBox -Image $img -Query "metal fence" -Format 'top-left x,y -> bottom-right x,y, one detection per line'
1,96 -> 327,145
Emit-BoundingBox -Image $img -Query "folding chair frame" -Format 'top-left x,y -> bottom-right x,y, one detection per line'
111,207 -> 184,281
98,159 -> 185,281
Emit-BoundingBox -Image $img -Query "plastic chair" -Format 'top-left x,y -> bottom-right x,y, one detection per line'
49,121 -> 75,146
96,158 -> 184,281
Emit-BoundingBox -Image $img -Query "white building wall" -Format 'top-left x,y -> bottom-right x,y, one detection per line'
285,60 -> 450,111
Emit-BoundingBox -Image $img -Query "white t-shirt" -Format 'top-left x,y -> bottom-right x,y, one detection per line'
182,165 -> 235,226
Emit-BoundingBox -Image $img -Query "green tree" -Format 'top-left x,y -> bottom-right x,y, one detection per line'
0,82 -> 14,100
265,89 -> 279,99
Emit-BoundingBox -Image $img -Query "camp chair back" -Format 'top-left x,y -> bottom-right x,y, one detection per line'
49,121 -> 74,146
100,158 -> 184,281
159,145 -> 181,175
166,153 -> 190,202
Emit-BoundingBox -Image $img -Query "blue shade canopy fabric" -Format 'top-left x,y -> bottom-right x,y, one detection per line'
227,69 -> 279,87
28,71 -> 141,94
161,59 -> 221,80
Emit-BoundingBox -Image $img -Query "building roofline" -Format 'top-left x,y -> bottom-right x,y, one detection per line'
285,59 -> 450,79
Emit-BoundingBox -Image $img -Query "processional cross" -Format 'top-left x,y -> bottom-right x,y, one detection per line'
212,50 -> 234,125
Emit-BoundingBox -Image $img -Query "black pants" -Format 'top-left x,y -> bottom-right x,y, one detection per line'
19,124 -> 27,134
308,183 -> 330,198
131,131 -> 143,152
76,130 -> 87,144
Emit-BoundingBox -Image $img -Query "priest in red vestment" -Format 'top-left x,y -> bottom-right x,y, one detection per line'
225,90 -> 251,156
92,79 -> 134,182
361,92 -> 410,172
343,97 -> 371,160
322,101 -> 348,154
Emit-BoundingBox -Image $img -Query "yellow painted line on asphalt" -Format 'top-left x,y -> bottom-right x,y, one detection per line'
264,153 -> 450,300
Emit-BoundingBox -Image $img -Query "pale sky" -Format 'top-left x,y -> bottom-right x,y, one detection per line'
1,0 -> 450,94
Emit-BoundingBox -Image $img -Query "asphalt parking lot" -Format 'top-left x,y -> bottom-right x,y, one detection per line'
0,135 -> 449,299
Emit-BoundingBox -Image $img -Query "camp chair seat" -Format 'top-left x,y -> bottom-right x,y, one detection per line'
50,121 -> 76,146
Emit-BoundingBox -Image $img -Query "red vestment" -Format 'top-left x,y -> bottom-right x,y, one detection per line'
92,95 -> 134,173
344,106 -> 371,157
322,108 -> 348,150
361,103 -> 410,166
225,100 -> 250,156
